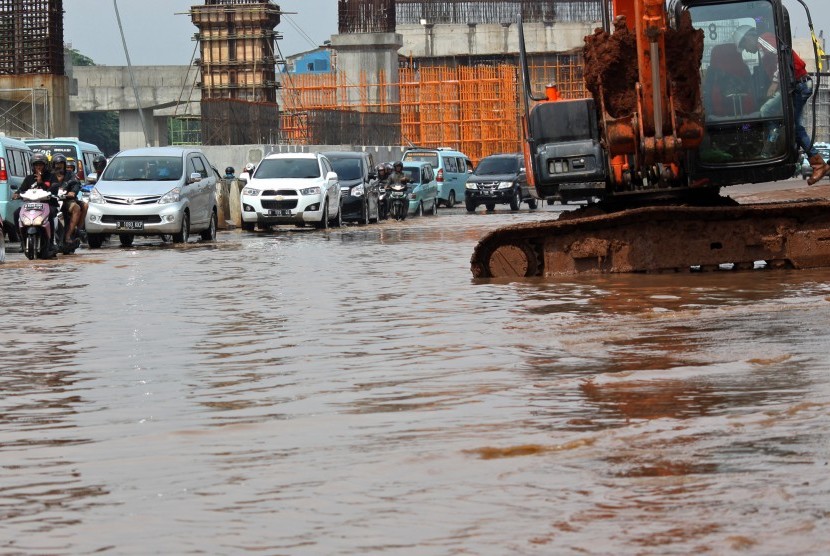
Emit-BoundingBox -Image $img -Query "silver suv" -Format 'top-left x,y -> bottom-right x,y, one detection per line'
85,147 -> 218,248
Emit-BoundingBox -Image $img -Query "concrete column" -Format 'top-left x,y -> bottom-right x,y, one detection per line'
119,108 -> 155,150
154,116 -> 170,147
329,32 -> 404,107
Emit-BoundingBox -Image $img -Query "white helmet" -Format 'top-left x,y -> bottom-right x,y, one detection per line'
244,163 -> 256,172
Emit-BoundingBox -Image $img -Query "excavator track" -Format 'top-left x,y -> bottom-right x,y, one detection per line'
471,201 -> 830,278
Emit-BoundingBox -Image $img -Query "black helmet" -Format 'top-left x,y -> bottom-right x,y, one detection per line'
384,162 -> 393,172
31,152 -> 48,170
393,161 -> 403,170
225,166 -> 235,175
65,157 -> 77,171
92,154 -> 107,172
51,153 -> 66,168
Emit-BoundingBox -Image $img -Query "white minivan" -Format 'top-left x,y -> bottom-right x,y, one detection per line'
85,147 -> 218,248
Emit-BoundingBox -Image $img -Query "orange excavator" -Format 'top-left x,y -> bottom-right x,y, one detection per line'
471,0 -> 830,278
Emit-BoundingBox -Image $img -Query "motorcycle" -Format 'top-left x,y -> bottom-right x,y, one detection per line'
55,188 -> 80,255
377,182 -> 389,221
17,188 -> 57,259
387,182 -> 409,221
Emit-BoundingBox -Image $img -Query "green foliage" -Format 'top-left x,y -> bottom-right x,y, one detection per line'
67,48 -> 95,67
79,112 -> 120,156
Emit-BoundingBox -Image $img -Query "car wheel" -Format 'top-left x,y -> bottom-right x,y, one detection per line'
527,197 -> 538,210
315,202 -> 329,229
241,221 -> 256,232
87,233 -> 104,249
485,203 -> 496,212
172,212 -> 189,243
200,210 -> 217,241
509,189 -> 521,211
361,201 -> 370,225
465,198 -> 476,213
119,234 -> 134,247
447,190 -> 456,208
417,202 -> 424,217
331,202 -> 342,228
160,234 -> 173,243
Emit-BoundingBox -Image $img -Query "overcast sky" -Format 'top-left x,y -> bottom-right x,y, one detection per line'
64,0 -> 830,66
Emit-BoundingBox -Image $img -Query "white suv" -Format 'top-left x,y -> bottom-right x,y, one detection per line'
240,153 -> 342,230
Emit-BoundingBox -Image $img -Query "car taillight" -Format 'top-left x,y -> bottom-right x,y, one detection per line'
437,168 -> 443,182
0,158 -> 6,181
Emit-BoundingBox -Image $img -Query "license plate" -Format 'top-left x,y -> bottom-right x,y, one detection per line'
23,202 -> 44,210
116,221 -> 144,230
267,209 -> 292,216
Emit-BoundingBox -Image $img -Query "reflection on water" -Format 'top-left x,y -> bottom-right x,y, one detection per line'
2,207 -> 830,554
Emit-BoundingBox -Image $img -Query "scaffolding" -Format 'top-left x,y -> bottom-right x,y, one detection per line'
338,0 -> 395,34
0,0 -> 64,75
279,59 -> 587,163
395,0 -> 601,25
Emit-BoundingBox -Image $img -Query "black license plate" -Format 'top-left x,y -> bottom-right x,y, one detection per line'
268,209 -> 292,216
116,221 -> 144,230
23,202 -> 44,210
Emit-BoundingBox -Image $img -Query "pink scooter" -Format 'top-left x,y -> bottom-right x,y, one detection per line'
18,188 -> 56,259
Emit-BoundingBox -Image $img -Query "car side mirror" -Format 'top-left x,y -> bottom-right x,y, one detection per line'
189,172 -> 201,184
326,171 -> 338,182
86,172 -> 98,184
519,167 -> 526,173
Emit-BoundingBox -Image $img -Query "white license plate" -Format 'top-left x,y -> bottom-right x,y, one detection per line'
268,209 -> 292,216
116,221 -> 144,230
23,202 -> 44,210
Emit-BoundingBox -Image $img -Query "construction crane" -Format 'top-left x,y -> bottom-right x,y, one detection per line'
471,0 -> 830,278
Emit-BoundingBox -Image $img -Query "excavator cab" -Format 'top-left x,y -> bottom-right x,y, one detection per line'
677,0 -> 800,187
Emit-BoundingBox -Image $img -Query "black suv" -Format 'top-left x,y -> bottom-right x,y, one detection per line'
464,153 -> 538,212
322,151 -> 382,224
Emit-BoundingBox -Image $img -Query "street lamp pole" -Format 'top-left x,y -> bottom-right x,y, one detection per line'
113,0 -> 151,147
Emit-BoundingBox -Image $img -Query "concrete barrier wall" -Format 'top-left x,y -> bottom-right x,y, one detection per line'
199,144 -> 409,175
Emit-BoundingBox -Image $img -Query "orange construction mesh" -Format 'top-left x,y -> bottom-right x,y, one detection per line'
279,61 -> 588,164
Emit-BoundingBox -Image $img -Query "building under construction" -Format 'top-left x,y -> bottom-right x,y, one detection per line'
0,0 -> 69,137
191,0 -> 282,145
280,0 -> 600,161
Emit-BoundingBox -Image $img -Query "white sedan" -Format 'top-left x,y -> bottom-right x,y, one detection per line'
240,153 -> 342,230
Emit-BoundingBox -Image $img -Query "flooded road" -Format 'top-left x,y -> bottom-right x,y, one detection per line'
2,199 -> 830,554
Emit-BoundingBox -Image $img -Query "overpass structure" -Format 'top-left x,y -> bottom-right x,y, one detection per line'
69,65 -> 200,150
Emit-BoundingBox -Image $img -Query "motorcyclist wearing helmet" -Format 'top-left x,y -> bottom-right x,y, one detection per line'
387,161 -> 409,186
13,153 -> 59,252
375,163 -> 391,220
224,166 -> 235,179
51,153 -> 67,176
92,154 -> 107,178
58,158 -> 83,249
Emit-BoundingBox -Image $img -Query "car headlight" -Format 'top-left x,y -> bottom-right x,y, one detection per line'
498,181 -> 513,189
158,187 -> 181,204
242,188 -> 261,196
300,186 -> 321,195
88,187 -> 105,204
350,184 -> 365,197
465,182 -> 479,190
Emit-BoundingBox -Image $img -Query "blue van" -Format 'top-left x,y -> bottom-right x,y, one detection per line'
402,147 -> 472,208
0,136 -> 33,240
24,137 -> 104,183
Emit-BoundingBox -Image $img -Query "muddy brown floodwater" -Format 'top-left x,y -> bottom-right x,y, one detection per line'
2,191 -> 830,554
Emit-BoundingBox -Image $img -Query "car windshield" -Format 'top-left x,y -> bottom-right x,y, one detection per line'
328,158 -> 363,180
27,143 -> 78,161
102,156 -> 182,181
255,158 -> 321,179
403,167 -> 421,184
402,152 -> 439,167
475,157 -> 518,175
